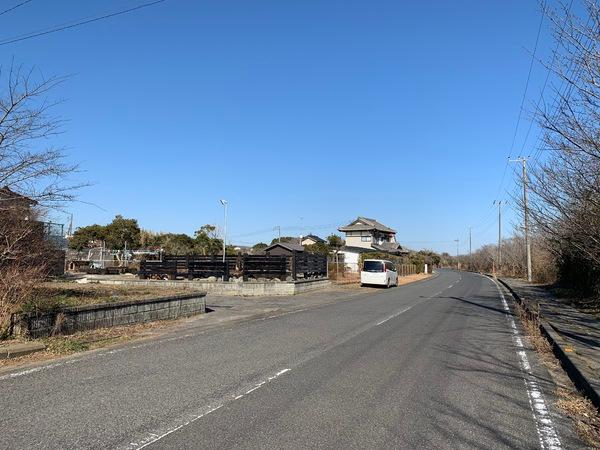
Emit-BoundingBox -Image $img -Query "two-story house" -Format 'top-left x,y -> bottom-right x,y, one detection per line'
337,217 -> 407,271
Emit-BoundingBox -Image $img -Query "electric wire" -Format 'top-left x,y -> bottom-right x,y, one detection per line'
0,0 -> 166,46
0,0 -> 33,17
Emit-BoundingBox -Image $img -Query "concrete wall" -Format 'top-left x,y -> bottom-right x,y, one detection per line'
14,293 -> 206,339
338,251 -> 360,272
83,276 -> 330,297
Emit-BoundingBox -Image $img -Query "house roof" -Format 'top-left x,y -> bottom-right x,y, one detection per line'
372,242 -> 409,254
338,246 -> 375,254
302,234 -> 325,243
0,186 -> 37,206
265,242 -> 305,252
338,216 -> 396,234
339,243 -> 409,256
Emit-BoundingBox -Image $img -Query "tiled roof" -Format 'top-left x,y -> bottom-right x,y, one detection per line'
265,242 -> 305,252
338,216 -> 396,233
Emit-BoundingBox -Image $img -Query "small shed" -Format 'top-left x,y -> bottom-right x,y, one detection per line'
264,242 -> 305,256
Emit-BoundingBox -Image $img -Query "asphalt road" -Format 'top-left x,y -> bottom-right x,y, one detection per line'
1,270 -> 582,449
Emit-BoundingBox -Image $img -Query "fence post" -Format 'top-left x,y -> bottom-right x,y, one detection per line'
292,251 -> 298,281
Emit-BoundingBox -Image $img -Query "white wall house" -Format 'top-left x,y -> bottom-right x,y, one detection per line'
337,217 -> 408,271
300,234 -> 325,246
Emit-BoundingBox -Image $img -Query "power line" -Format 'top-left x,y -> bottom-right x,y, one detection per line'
492,5 -> 546,204
508,5 -> 545,157
529,2 -> 587,165
0,0 -> 33,17
520,1 -> 575,155
0,0 -> 166,46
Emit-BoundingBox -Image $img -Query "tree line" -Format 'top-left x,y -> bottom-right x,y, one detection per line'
463,1 -> 600,300
69,216 -> 229,256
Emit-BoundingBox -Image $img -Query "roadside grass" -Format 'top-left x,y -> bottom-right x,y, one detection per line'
22,282 -> 194,313
0,318 -> 185,370
514,301 -> 600,447
332,273 -> 432,287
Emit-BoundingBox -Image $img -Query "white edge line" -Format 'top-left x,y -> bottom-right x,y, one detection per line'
487,276 -> 562,450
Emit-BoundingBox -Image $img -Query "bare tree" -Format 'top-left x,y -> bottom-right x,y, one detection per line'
0,62 -> 81,209
524,1 -> 600,295
0,62 -> 82,336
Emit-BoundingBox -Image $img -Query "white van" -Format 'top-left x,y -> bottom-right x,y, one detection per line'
360,259 -> 398,288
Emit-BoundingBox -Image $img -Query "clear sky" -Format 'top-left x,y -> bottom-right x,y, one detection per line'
1,0 -> 567,254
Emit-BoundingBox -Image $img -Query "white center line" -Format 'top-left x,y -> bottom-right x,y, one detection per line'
487,276 -> 562,450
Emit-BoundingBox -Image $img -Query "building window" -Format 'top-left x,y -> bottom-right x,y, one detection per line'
361,236 -> 371,242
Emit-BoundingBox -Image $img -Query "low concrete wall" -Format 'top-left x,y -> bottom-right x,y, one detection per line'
13,293 -> 206,339
83,276 -> 331,296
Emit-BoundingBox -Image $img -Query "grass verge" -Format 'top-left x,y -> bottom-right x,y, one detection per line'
514,301 -> 600,447
0,318 -> 185,370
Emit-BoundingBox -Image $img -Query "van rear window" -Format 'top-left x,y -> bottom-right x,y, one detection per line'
363,261 -> 384,272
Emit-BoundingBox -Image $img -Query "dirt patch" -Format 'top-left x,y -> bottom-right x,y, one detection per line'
514,301 -> 600,447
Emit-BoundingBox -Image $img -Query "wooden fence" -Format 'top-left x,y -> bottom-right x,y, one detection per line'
139,253 -> 327,281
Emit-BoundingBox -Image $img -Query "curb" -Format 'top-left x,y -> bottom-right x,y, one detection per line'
0,342 -> 46,360
498,278 -> 600,410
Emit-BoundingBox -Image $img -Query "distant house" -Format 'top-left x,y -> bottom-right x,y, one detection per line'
337,217 -> 408,270
264,241 -> 305,256
0,186 -> 37,218
300,234 -> 325,246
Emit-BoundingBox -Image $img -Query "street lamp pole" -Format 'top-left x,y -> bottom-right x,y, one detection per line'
220,199 -> 228,264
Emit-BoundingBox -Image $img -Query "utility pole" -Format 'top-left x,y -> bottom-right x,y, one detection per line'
493,200 -> 504,269
454,238 -> 459,269
510,157 -> 532,282
274,225 -> 281,243
468,228 -> 472,271
469,227 -> 472,257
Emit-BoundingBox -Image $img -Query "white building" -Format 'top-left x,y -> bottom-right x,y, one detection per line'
337,217 -> 408,271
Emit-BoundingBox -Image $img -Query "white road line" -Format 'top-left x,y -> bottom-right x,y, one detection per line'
487,277 -> 562,450
376,305 -> 417,326
123,367 -> 292,450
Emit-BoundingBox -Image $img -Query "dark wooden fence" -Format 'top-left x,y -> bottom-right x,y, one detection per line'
139,253 -> 327,281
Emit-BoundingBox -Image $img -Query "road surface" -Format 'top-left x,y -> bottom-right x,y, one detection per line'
1,270 -> 581,449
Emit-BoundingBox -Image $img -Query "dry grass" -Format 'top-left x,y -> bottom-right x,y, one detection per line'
0,318 -> 183,370
514,302 -> 560,370
514,300 -> 600,447
23,282 -> 194,312
397,273 -> 432,286
332,273 -> 432,286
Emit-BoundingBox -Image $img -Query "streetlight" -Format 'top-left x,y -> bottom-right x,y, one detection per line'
220,199 -> 228,264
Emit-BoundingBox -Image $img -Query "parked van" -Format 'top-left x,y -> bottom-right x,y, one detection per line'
360,259 -> 398,288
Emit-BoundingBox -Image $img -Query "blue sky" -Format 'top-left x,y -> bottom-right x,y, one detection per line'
1,0 -> 567,254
